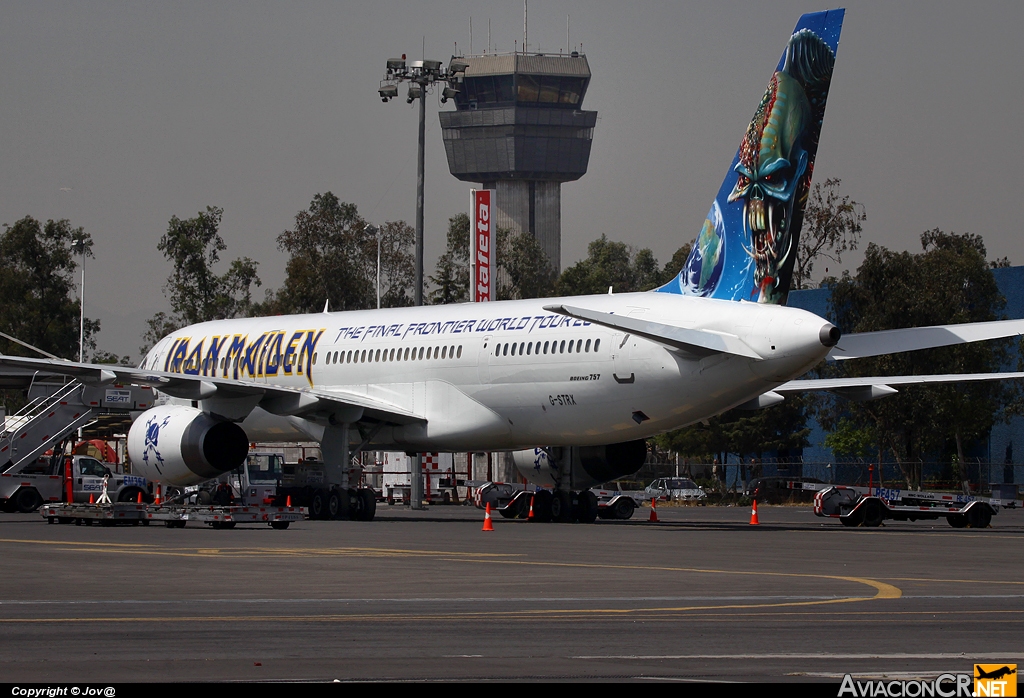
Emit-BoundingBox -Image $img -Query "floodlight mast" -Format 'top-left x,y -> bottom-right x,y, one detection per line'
378,55 -> 464,509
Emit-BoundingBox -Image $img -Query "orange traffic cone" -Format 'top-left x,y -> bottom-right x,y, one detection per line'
88,493 -> 94,504
137,492 -> 142,504
749,499 -> 760,525
482,502 -> 494,531
154,484 -> 161,506
527,495 -> 535,520
649,497 -> 659,522
286,495 -> 292,507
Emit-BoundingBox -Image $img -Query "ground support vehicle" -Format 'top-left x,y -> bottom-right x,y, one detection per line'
271,458 -> 376,521
40,501 -> 305,529
591,486 -> 647,520
472,481 -> 602,523
789,481 -> 1010,528
1,454 -> 148,512
192,453 -> 377,522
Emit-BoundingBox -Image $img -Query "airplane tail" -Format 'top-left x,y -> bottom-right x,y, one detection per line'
656,9 -> 845,305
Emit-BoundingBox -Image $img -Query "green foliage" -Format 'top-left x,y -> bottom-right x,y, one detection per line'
557,235 -> 671,296
0,216 -> 98,360
429,213 -> 470,305
144,205 -> 261,354
495,228 -> 557,301
266,193 -> 413,314
823,418 -> 874,459
655,395 -> 812,463
793,178 -> 865,290
821,230 -> 1013,487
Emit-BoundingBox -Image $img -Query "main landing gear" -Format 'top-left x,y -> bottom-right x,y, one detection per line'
507,489 -> 599,524
307,487 -> 377,521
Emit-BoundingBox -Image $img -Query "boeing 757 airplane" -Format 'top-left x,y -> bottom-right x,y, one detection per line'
3,9 -> 1023,521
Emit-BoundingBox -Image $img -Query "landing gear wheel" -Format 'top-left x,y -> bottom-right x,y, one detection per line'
357,488 -> 376,521
195,490 -> 213,506
861,500 -> 884,527
327,490 -> 342,520
577,491 -> 599,524
531,490 -> 553,522
309,489 -> 329,520
270,521 -> 290,530
612,496 -> 635,520
551,490 -> 573,523
967,505 -> 992,528
14,488 -> 42,513
947,514 -> 968,528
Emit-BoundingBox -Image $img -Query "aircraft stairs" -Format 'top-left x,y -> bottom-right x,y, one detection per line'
0,381 -> 98,474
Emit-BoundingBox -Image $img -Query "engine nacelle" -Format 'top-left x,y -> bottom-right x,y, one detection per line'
128,405 -> 249,486
512,440 -> 648,490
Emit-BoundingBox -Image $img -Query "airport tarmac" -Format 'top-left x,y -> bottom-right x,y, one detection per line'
0,503 -> 1021,683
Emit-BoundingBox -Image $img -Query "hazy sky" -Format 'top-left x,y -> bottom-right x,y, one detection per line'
1,1 -> 1020,359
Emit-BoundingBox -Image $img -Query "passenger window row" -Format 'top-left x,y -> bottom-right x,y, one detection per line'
318,345 -> 464,365
495,338 -> 599,357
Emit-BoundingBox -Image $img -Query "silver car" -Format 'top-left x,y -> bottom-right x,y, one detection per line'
644,478 -> 707,501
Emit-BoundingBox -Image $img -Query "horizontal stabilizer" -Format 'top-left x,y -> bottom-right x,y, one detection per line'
776,372 -> 1024,401
543,304 -> 762,360
828,319 -> 1024,360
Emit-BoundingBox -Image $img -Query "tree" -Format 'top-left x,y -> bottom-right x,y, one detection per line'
372,220 -> 416,308
141,206 -> 260,354
793,178 -> 865,290
495,228 -> 557,300
556,235 -> 675,296
821,230 -> 1012,488
428,213 -> 470,305
0,217 -> 98,360
266,193 -> 414,314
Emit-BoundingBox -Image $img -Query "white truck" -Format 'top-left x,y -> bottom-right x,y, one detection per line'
1,454 -> 148,512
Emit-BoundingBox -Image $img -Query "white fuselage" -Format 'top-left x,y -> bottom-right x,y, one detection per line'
141,292 -> 832,451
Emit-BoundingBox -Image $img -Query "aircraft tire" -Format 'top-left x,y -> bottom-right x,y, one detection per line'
327,490 -> 342,520
358,488 -> 376,521
551,490 -> 573,523
531,490 -> 553,522
577,491 -> 599,524
309,489 -> 329,520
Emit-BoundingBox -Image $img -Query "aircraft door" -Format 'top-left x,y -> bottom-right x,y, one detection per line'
611,333 -> 635,385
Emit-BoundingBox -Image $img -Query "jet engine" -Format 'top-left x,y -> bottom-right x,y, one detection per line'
512,440 -> 648,490
127,405 -> 249,486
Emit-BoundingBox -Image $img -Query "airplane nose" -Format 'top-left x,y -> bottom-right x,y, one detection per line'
819,323 -> 841,347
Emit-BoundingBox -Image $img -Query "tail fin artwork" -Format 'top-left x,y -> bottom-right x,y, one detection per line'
657,9 -> 845,305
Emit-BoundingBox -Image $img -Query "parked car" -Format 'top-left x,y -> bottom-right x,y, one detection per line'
745,476 -> 823,504
644,478 -> 706,501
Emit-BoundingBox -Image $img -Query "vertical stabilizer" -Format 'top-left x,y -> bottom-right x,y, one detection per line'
657,9 -> 844,305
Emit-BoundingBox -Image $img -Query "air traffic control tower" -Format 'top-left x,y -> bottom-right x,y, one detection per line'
440,53 -> 596,273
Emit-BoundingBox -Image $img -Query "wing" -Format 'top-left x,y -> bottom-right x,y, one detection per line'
775,372 -> 1024,402
0,354 -> 422,425
827,319 -> 1024,360
543,303 -> 763,360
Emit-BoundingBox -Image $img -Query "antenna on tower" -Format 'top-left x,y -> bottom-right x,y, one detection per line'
566,15 -> 569,54
469,16 -> 472,56
524,0 -> 528,53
